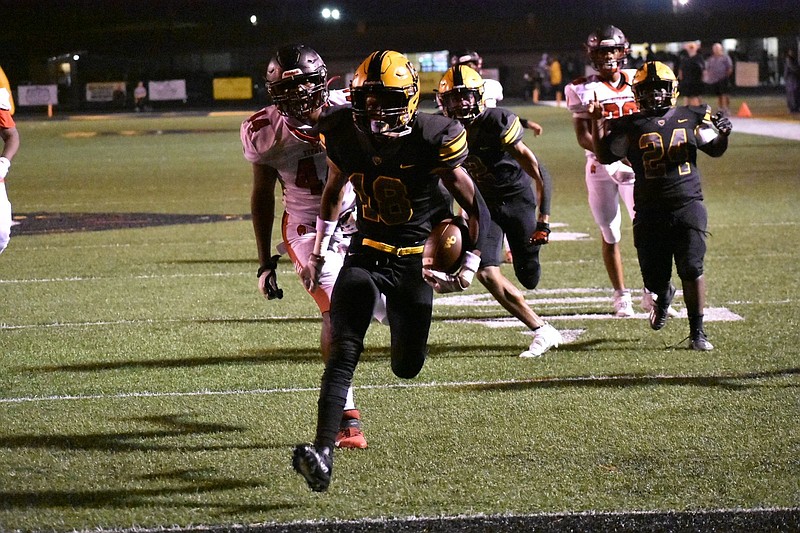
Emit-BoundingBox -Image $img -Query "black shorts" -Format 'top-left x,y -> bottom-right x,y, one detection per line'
633,201 -> 708,291
679,81 -> 704,98
706,79 -> 730,96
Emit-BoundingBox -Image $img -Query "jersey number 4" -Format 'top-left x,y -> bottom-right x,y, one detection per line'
350,173 -> 413,225
295,156 -> 324,194
639,128 -> 691,179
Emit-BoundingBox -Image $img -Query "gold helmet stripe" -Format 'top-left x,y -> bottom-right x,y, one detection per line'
367,51 -> 388,83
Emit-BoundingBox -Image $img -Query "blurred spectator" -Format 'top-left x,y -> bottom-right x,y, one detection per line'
549,55 -> 563,106
523,70 -> 534,101
531,61 -> 544,103
784,48 -> 800,114
0,83 -> 20,254
536,53 -> 551,100
704,43 -> 734,116
134,81 -> 147,112
678,41 -> 705,106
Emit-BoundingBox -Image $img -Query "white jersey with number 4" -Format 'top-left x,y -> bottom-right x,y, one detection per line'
240,89 -> 354,227
565,69 -> 638,160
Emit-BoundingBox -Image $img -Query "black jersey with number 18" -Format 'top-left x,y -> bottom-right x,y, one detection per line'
319,108 -> 468,246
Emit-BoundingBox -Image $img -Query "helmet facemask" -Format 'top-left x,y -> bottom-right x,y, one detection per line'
586,25 -> 629,75
350,51 -> 420,139
436,65 -> 485,124
267,70 -> 328,124
590,46 -> 627,75
634,80 -> 677,113
438,86 -> 484,123
351,85 -> 417,137
633,61 -> 679,114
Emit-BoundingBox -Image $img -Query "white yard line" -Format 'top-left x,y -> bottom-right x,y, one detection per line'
1,369 -> 792,405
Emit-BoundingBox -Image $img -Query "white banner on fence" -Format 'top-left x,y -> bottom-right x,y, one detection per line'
86,82 -> 126,102
149,80 -> 187,101
18,85 -> 58,106
735,61 -> 759,88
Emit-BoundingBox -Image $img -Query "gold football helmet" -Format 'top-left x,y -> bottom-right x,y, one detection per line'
350,50 -> 419,137
436,65 -> 485,123
633,61 -> 679,113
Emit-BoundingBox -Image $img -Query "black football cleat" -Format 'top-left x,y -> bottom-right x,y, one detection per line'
292,443 -> 332,492
649,283 -> 676,331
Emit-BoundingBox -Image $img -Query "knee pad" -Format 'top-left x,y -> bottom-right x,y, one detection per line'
515,264 -> 541,290
599,220 -> 622,245
391,347 -> 427,379
677,263 -> 703,282
0,226 -> 9,254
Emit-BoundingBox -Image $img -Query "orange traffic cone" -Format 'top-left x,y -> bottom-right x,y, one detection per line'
737,102 -> 752,118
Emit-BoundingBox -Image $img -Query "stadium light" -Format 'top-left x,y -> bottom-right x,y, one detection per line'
72,54 -> 80,61
321,7 -> 341,20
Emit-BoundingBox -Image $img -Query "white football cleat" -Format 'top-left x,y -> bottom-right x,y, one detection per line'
520,323 -> 562,358
613,291 -> 634,318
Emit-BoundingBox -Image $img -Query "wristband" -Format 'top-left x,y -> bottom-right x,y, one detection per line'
256,255 -> 281,277
315,216 -> 337,236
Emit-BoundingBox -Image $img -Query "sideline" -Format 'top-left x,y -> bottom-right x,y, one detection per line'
728,116 -> 800,141
532,99 -> 800,141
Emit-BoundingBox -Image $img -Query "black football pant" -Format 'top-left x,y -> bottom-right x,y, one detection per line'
313,245 -> 433,450
481,186 -> 542,289
633,201 -> 707,297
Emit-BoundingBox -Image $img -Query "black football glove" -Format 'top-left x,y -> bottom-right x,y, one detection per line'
712,112 -> 732,136
257,255 -> 283,300
531,221 -> 551,245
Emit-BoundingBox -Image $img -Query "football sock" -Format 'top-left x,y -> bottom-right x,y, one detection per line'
689,314 -> 704,336
344,385 -> 356,411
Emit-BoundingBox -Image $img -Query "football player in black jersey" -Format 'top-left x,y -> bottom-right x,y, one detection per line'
589,60 -> 732,351
437,65 -> 562,358
292,50 -> 491,492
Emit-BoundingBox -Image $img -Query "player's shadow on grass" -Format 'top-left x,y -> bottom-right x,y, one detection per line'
0,414 -> 258,453
0,467 -> 293,513
24,346 -> 324,373
454,367 -> 800,392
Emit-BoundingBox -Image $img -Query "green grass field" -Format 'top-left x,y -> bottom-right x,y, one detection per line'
0,98 -> 798,532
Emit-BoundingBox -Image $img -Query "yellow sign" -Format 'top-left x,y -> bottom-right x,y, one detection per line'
213,77 -> 253,100
0,64 -> 15,114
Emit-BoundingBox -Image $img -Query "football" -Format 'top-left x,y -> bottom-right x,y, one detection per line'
423,218 -> 468,274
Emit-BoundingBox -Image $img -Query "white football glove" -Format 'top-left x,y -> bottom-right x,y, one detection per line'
422,251 -> 481,294
301,253 -> 325,292
257,254 -> 283,300
0,157 -> 10,180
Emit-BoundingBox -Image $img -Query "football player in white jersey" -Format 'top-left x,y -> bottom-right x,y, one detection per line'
566,25 -> 671,318
241,44 -> 380,449
0,83 -> 20,254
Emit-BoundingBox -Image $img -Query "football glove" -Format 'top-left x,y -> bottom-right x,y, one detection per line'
0,157 -> 9,180
422,250 -> 481,294
301,252 -> 325,292
711,112 -> 732,136
257,254 -> 283,300
531,221 -> 551,245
